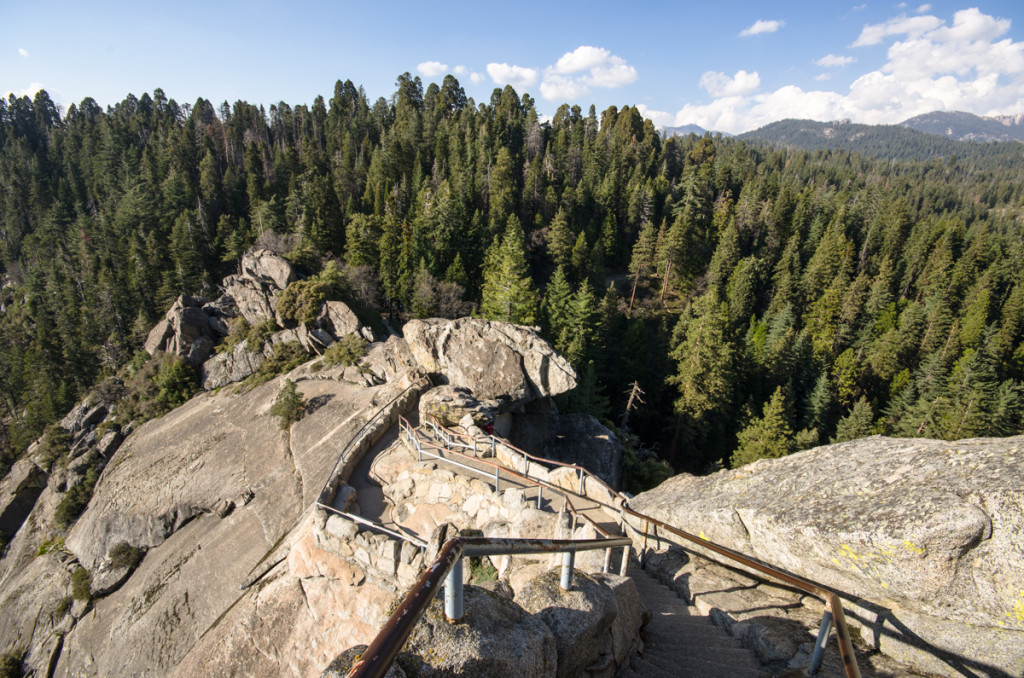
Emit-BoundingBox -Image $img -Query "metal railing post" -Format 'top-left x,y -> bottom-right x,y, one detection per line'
578,468 -> 584,494
560,550 -> 575,590
491,436 -> 496,456
494,465 -> 499,492
810,609 -> 834,675
603,547 -> 612,573
445,558 -> 464,621
537,485 -> 543,509
619,545 -> 631,576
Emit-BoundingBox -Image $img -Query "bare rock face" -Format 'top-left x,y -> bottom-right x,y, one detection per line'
398,585 -> 558,678
418,385 -> 494,428
222,248 -> 296,325
629,435 -> 1024,678
319,300 -> 373,343
516,569 -> 619,678
402,319 -> 577,408
0,458 -> 46,536
50,374 -> 391,677
143,294 -> 233,367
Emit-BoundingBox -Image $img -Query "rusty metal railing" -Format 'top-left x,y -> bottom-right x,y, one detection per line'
407,417 -> 862,678
346,534 -> 632,678
401,416 -> 630,573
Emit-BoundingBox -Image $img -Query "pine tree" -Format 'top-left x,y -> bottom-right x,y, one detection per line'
479,215 -> 538,325
731,386 -> 794,467
833,397 -> 875,442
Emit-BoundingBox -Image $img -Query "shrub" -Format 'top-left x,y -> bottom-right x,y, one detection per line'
36,423 -> 72,471
322,334 -> 368,367
269,380 -> 306,430
153,357 -> 199,409
0,650 -> 25,678
70,566 -> 91,601
55,466 -> 99,530
108,541 -> 143,569
54,595 -> 73,619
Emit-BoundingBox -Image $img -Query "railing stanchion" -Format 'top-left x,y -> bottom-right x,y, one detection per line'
619,545 -> 631,576
494,465 -> 499,492
810,609 -> 834,675
560,550 -> 575,590
578,468 -> 584,494
537,485 -> 543,509
445,557 -> 464,621
603,547 -> 612,573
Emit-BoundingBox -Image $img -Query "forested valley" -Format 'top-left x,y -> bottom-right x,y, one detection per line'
2,75 -> 1024,489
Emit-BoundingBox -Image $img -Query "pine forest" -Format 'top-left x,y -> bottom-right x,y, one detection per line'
3,76 -> 1024,487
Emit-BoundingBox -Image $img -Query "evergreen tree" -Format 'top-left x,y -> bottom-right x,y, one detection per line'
479,215 -> 538,324
731,387 -> 794,468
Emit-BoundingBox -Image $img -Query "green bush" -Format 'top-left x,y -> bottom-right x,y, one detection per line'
0,649 -> 25,678
55,466 -> 99,530
108,541 -> 143,569
269,380 -> 306,430
321,334 -> 368,367
54,595 -> 73,619
36,423 -> 72,471
153,357 -> 199,409
70,566 -> 91,601
242,341 -> 309,389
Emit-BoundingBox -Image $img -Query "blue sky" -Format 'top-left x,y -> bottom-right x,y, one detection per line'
4,1 -> 1023,133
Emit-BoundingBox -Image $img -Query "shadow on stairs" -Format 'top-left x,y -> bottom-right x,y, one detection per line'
622,564 -> 769,678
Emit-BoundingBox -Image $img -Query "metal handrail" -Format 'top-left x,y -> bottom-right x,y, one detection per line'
316,382 -> 422,505
409,417 -> 862,678
403,418 -> 619,550
346,535 -> 632,678
315,502 -> 428,549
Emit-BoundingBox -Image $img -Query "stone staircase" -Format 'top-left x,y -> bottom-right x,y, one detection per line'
621,565 -> 768,678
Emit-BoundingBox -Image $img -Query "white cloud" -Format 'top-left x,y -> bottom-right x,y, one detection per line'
487,63 -> 539,89
453,65 -> 467,75
852,14 -> 943,46
540,73 -> 590,101
555,46 -> 611,74
635,104 -> 675,128
539,46 -> 638,102
700,70 -> 761,97
417,61 -> 448,77
917,4 -> 932,12
18,48 -> 29,58
815,73 -> 832,81
470,72 -> 486,84
641,8 -> 1024,135
816,54 -> 857,68
853,4 -> 867,10
740,20 -> 785,36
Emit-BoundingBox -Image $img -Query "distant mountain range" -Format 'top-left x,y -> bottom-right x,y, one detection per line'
662,124 -> 730,138
899,111 -> 1024,143
663,110 -> 1024,163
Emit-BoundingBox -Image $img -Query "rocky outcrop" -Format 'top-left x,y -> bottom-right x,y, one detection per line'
0,458 -> 46,536
629,435 -> 1024,678
504,414 -> 623,489
143,294 -> 235,367
418,385 -> 494,429
221,248 -> 296,325
402,318 -> 577,408
516,569 -> 622,678
399,585 -> 558,678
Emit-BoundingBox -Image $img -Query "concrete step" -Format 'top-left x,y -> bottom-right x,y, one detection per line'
637,649 -> 768,678
626,564 -> 769,678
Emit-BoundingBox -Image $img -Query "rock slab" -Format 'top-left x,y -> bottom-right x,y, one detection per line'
629,435 -> 1024,678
